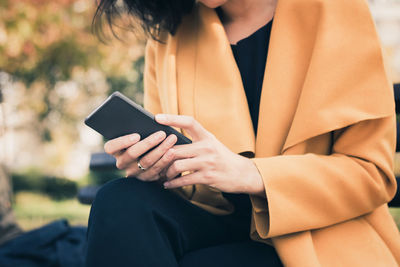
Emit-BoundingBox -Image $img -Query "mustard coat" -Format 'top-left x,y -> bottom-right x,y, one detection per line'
143,0 -> 400,265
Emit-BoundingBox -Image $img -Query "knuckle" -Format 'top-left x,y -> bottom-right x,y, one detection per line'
166,169 -> 175,179
203,157 -> 212,166
171,162 -> 181,173
126,169 -> 136,178
130,170 -> 140,177
148,167 -> 159,177
164,149 -> 175,161
140,157 -> 152,168
188,116 -> 196,127
150,173 -> 160,181
126,148 -> 137,159
146,166 -> 157,175
141,172 -> 158,181
203,146 -> 212,154
203,170 -> 213,180
136,174 -> 145,181
104,142 -> 112,154
203,143 -> 215,153
139,173 -> 150,181
209,155 -> 218,164
115,160 -> 124,170
207,132 -> 216,140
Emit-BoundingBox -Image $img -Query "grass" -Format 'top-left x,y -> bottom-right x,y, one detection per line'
11,191 -> 400,232
390,208 -> 400,228
13,191 -> 91,231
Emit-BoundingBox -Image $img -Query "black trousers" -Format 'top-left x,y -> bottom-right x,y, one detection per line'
85,178 -> 282,267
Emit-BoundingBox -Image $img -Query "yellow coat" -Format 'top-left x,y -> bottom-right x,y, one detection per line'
143,0 -> 400,265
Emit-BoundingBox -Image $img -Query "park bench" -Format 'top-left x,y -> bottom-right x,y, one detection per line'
78,84 -> 400,208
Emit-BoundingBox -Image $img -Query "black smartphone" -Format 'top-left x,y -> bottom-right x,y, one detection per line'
84,91 -> 192,145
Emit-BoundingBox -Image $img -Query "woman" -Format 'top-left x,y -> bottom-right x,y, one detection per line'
86,0 -> 400,266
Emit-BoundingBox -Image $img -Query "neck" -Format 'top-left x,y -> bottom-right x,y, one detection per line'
220,0 -> 278,24
217,0 -> 277,44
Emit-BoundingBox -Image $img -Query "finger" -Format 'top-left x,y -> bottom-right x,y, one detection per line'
155,114 -> 209,141
116,131 -> 166,170
138,134 -> 177,170
165,157 -> 204,180
104,133 -> 141,155
158,158 -> 175,179
125,168 -> 141,179
163,172 -> 204,189
137,146 -> 176,181
170,141 -> 214,159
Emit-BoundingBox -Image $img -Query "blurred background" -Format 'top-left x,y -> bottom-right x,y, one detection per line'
0,0 -> 399,232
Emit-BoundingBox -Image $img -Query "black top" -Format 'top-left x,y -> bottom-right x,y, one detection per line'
215,8 -> 273,134
216,11 -> 274,209
230,20 -> 273,135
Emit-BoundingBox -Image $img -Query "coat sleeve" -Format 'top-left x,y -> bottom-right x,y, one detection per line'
143,39 -> 162,114
249,114 -> 398,239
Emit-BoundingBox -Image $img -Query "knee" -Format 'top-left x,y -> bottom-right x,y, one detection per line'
93,178 -> 150,210
88,178 -> 159,225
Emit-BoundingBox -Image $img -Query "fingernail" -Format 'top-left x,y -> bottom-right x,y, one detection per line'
163,182 -> 170,188
129,134 -> 140,142
156,114 -> 167,122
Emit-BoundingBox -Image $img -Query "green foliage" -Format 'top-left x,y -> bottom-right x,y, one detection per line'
88,169 -> 123,185
132,55 -> 144,96
43,177 -> 78,200
390,208 -> 400,229
12,168 -> 78,200
15,38 -> 90,87
106,54 -> 144,105
13,191 -> 90,230
0,0 -> 145,143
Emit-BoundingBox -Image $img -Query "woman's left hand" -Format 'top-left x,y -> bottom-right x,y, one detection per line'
155,114 -> 266,197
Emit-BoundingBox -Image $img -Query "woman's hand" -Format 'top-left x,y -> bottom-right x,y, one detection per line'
156,114 -> 266,197
104,131 -> 178,181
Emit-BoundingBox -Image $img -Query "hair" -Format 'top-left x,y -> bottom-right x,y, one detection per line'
93,0 -> 195,40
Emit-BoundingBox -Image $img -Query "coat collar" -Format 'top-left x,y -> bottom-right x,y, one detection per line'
169,0 -> 394,156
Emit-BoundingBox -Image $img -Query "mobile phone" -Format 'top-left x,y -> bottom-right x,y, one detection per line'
84,91 -> 192,145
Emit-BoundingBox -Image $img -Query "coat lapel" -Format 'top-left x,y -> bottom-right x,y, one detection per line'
160,34 -> 179,116
173,0 -> 394,158
256,0 -> 395,156
176,4 -> 256,155
254,0 -> 318,157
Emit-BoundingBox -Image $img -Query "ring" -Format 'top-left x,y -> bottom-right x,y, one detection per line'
137,159 -> 147,171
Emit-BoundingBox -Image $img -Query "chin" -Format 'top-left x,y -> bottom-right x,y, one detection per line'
197,0 -> 228,8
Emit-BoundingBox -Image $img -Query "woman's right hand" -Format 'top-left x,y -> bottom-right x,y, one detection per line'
104,131 -> 178,181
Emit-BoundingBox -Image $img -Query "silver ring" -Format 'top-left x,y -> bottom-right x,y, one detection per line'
137,159 -> 147,171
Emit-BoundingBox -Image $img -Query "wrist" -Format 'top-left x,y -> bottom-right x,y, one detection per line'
242,157 -> 266,197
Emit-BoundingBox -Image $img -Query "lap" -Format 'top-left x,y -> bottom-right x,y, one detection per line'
87,178 -> 281,266
179,241 -> 283,267
90,178 -> 251,250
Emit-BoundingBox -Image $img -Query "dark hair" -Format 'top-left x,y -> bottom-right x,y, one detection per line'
93,0 -> 195,40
